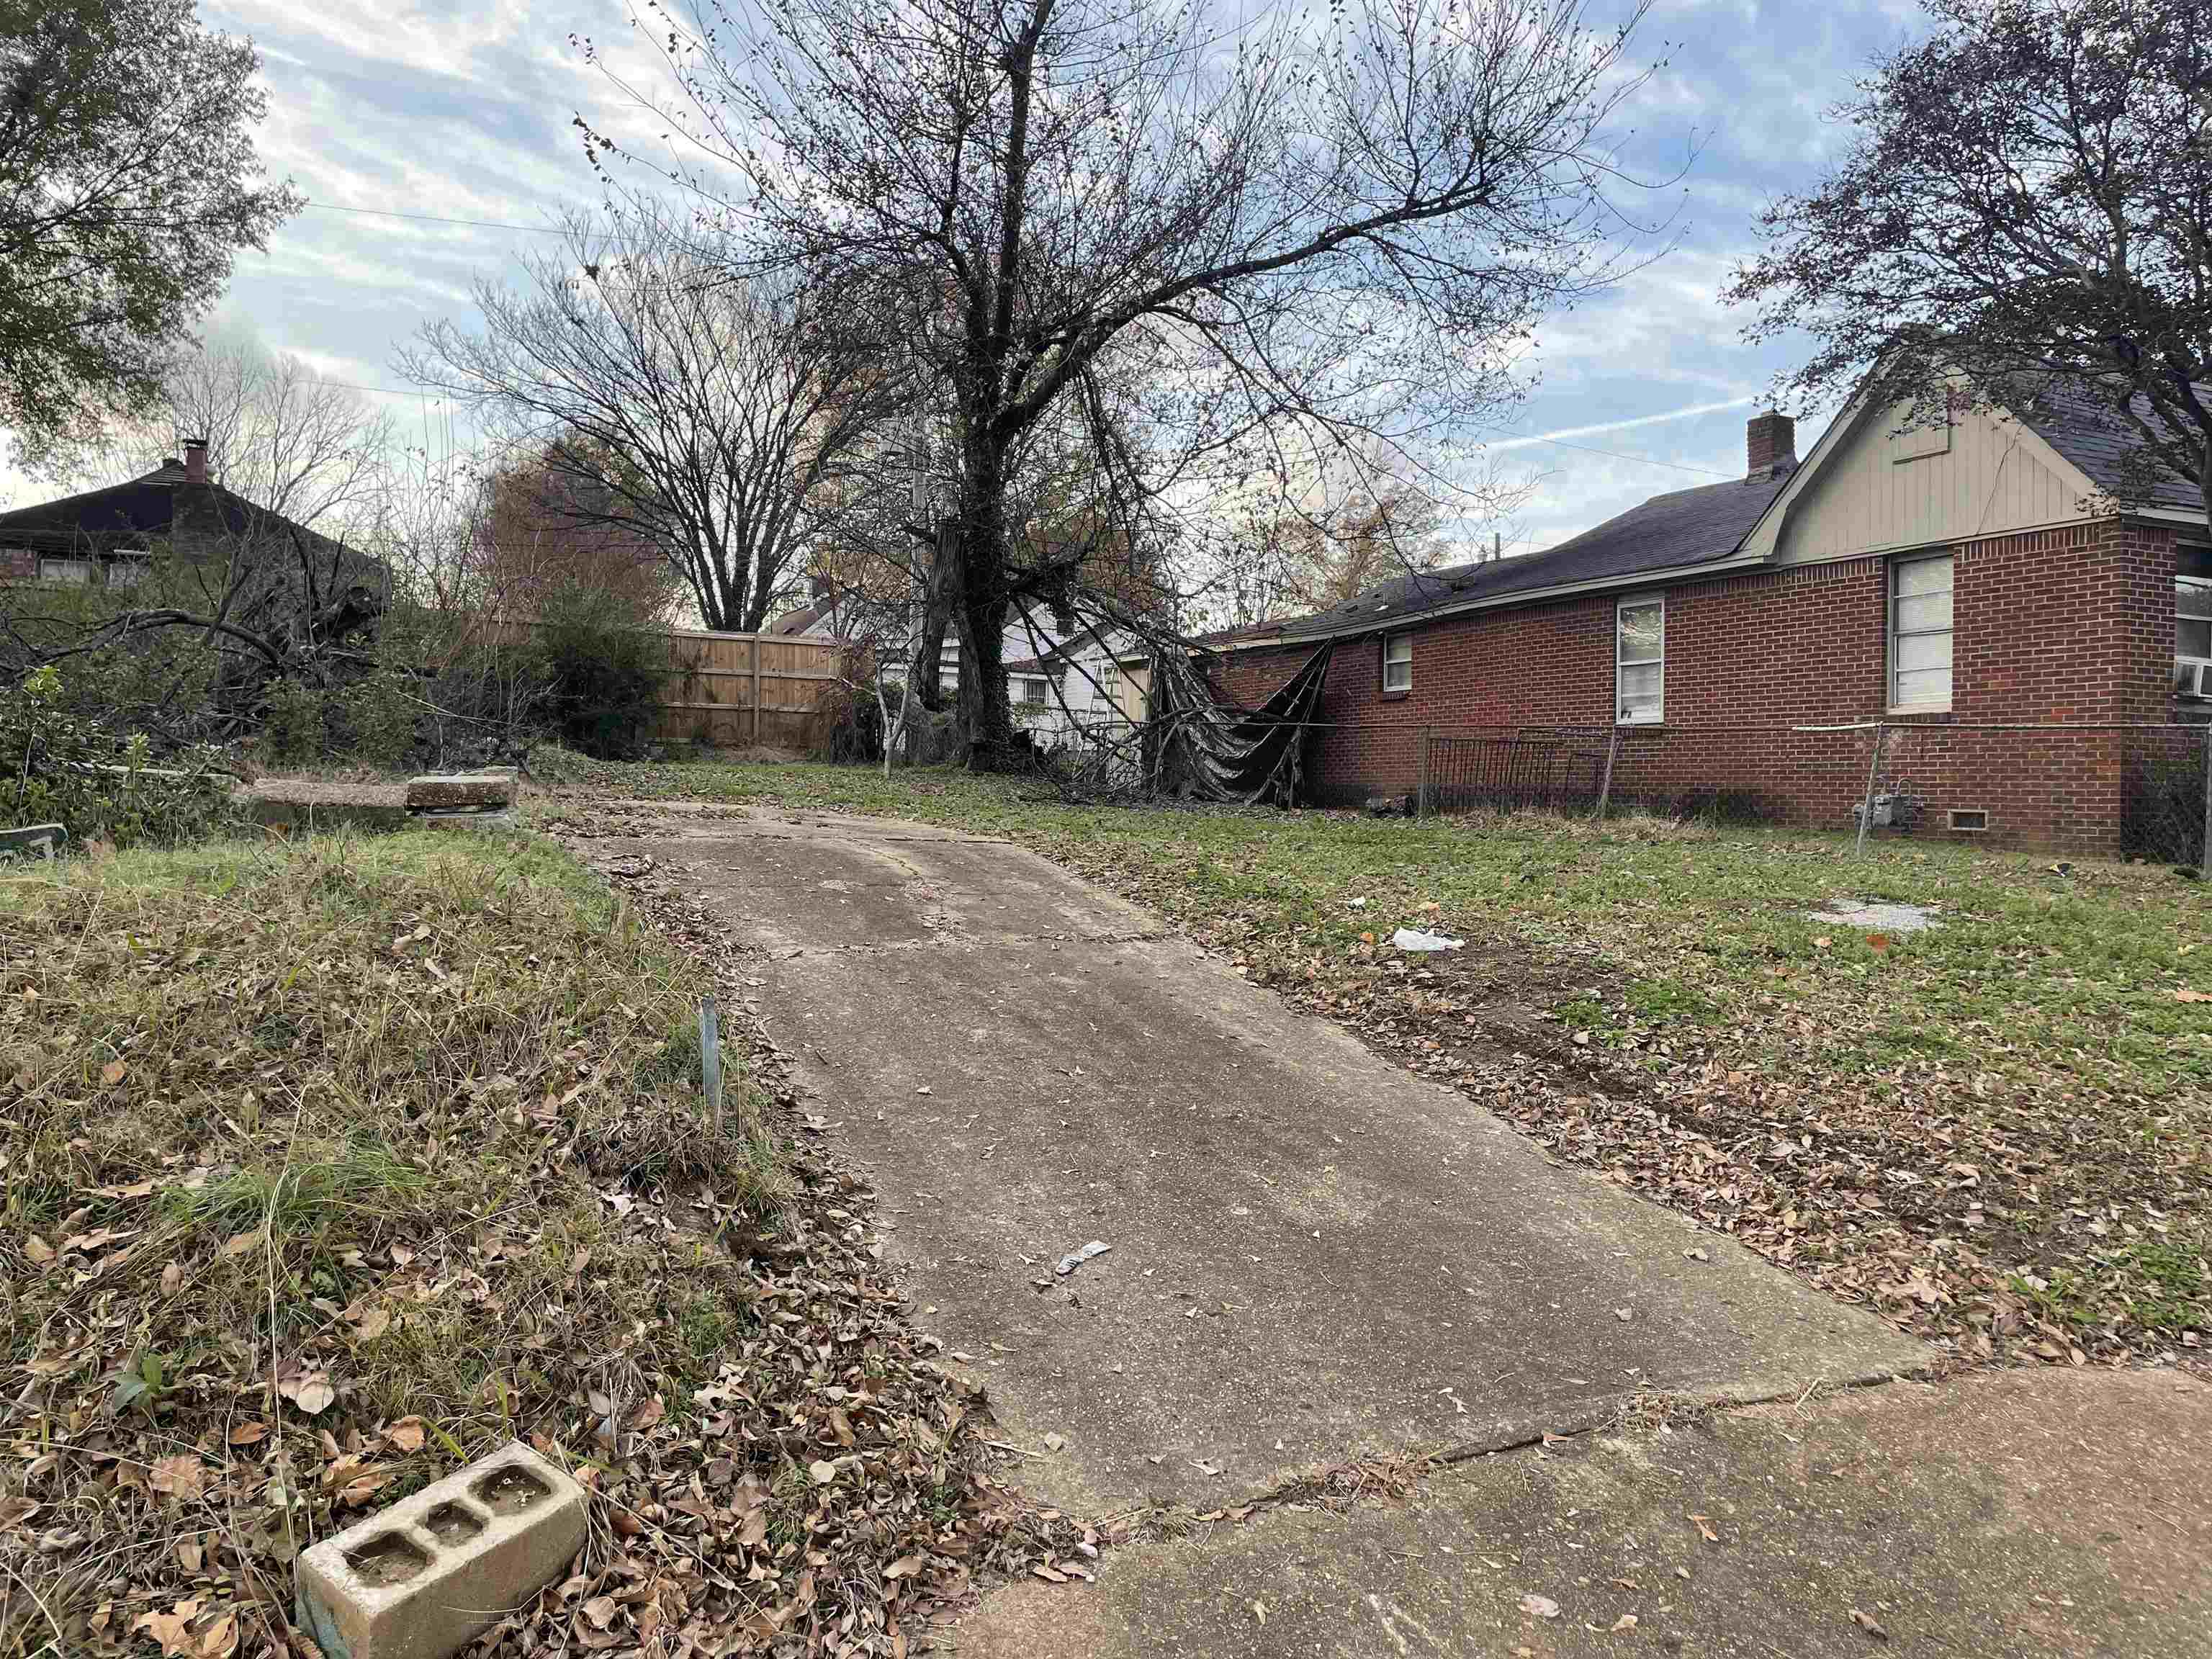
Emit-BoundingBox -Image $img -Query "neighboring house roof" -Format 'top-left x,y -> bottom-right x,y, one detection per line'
1213,469 -> 1794,649
767,597 -> 836,636
0,458 -> 358,568
1005,622 -> 1152,675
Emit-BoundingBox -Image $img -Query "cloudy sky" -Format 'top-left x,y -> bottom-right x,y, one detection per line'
9,0 -> 1932,554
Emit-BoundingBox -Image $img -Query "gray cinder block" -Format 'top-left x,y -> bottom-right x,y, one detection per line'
295,1442 -> 587,1659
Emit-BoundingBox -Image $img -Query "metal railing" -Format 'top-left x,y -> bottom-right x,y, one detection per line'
1417,727 -> 1616,816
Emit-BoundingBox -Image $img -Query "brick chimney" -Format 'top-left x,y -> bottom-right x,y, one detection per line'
181,437 -> 209,485
1745,412 -> 1796,482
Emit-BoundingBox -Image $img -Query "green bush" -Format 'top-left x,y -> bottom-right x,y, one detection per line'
258,676 -> 328,765
531,606 -> 665,760
335,670 -> 422,769
0,666 -> 237,850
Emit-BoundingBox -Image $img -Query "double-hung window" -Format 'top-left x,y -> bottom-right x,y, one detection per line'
2178,547 -> 2212,698
1615,597 -> 1664,724
1382,633 -> 1413,694
1889,554 -> 1954,711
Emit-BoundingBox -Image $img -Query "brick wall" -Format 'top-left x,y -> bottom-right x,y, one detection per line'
1211,517 -> 2185,853
0,547 -> 36,583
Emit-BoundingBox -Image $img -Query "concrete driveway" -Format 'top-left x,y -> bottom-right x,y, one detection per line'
583,801 -> 2212,1657
590,804 -> 1923,1517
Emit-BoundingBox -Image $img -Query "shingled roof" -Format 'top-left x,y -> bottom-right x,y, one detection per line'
0,457 -> 346,557
1215,464 -> 1793,648
2014,378 -> 2205,514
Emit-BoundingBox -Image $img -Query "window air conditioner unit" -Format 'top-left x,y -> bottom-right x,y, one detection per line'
2177,660 -> 2212,699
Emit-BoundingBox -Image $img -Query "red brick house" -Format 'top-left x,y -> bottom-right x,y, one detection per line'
1206,390 -> 2211,853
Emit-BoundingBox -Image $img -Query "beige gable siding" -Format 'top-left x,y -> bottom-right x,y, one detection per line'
1761,399 -> 2095,566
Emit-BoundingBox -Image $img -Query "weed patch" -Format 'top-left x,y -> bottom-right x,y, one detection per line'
0,829 -> 1051,1658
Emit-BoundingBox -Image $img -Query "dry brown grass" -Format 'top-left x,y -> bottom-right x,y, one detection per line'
0,831 -> 783,1657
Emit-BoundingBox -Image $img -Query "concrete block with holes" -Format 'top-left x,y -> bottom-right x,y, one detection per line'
295,1442 -> 586,1659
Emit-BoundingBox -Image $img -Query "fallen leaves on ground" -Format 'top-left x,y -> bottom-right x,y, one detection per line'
1032,828 -> 2210,1368
0,833 -> 1080,1659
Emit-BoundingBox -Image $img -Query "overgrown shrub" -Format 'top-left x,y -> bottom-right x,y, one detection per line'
807,674 -> 891,763
258,675 -> 327,765
333,669 -> 423,768
2122,737 -> 2208,867
0,666 -> 237,849
531,603 -> 665,760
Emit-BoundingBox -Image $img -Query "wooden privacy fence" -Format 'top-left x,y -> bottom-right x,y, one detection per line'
481,620 -> 846,749
651,627 -> 845,748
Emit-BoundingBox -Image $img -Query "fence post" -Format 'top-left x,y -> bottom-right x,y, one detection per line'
2201,722 -> 2211,871
1856,722 -> 1887,857
751,635 -> 764,747
1593,725 -> 1620,821
698,997 -> 723,1138
1417,727 -> 1431,817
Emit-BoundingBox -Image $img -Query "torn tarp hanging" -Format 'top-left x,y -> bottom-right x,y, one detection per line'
1145,642 -> 1334,804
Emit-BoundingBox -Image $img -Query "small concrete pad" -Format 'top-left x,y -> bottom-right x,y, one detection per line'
1807,899 -> 1939,933
406,773 -> 514,812
239,781 -> 408,834
956,1368 -> 2212,1659
296,1442 -> 585,1659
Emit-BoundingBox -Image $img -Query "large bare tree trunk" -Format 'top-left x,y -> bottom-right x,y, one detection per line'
909,521 -> 958,728
951,433 -> 1022,768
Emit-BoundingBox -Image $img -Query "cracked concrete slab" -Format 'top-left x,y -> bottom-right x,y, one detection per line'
952,1367 -> 2212,1659
603,806 -> 1925,1519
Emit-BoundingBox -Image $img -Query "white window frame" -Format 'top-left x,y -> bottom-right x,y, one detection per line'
2177,570 -> 2212,700
1382,632 -> 1413,693
37,555 -> 94,587
1614,595 -> 1665,725
1018,675 -> 1046,708
1888,552 -> 1954,713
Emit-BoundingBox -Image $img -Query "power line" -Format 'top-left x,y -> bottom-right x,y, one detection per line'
302,200 -> 577,235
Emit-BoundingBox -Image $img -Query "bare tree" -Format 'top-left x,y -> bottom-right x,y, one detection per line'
577,0 -> 1669,763
1727,0 -> 2212,518
472,441 -> 682,626
402,201 -> 902,632
1211,461 -> 1452,629
60,321 -> 395,529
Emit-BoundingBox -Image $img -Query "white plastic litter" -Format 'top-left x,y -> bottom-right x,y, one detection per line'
1054,1240 -> 1113,1277
1392,927 -> 1465,952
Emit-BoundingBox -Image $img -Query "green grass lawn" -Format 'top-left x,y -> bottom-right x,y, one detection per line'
539,755 -> 2212,1363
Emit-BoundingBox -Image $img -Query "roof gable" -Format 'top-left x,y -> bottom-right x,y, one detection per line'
1737,377 -> 2106,566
